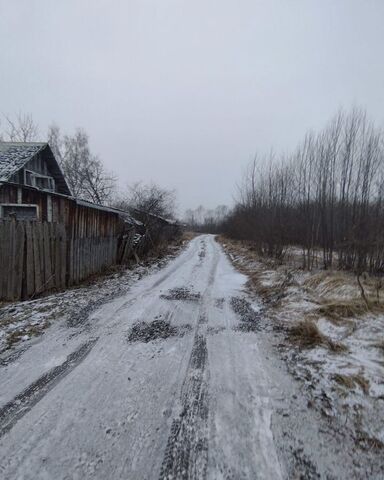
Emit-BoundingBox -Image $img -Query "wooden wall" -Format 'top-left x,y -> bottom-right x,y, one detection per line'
0,185 -> 181,302
0,218 -> 122,301
0,220 -> 66,301
0,183 -> 123,231
0,188 -> 126,300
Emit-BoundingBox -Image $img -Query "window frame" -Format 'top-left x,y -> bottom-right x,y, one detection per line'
24,169 -> 56,192
0,203 -> 39,221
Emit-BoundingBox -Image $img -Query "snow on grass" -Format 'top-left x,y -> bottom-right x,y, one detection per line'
219,237 -> 384,447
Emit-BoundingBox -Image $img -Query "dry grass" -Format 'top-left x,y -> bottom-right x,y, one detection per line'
301,268 -> 384,328
316,300 -> 369,320
355,434 -> 384,450
304,271 -> 359,296
246,274 -> 285,303
240,262 -> 296,306
221,237 -> 356,320
220,244 -> 275,299
289,319 -> 325,347
333,373 -> 356,389
353,375 -> 370,394
373,339 -> 384,354
328,339 -> 349,353
180,230 -> 198,242
0,315 -> 17,328
6,330 -> 27,348
218,238 -> 298,305
305,270 -> 384,312
333,373 -> 370,394
316,298 -> 384,325
304,271 -> 340,290
289,319 -> 347,352
218,237 -> 376,354
5,322 -> 49,349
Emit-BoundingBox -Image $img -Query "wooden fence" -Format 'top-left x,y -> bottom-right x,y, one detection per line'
117,229 -> 137,264
0,218 -> 180,302
0,220 -> 118,301
68,237 -> 118,286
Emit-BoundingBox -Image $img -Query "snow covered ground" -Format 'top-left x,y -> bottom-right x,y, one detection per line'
0,235 -> 383,479
220,238 -> 384,461
0,243 -> 185,355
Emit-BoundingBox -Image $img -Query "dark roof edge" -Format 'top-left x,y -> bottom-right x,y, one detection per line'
0,181 -> 143,224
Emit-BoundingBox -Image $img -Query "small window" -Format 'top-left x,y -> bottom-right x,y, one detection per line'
25,171 -> 33,186
25,171 -> 55,191
0,204 -> 38,221
34,175 -> 55,191
35,176 -> 50,190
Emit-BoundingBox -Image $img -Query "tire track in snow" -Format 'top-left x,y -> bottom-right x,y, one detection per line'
159,331 -> 209,480
159,237 -> 221,479
115,241 -> 200,313
0,338 -> 98,437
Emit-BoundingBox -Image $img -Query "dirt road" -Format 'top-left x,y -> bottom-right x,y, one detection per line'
0,235 -> 361,479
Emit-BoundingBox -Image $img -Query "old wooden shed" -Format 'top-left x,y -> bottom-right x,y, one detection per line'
0,142 -> 126,299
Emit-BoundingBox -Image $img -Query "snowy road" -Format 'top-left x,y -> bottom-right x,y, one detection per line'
0,235 -> 284,479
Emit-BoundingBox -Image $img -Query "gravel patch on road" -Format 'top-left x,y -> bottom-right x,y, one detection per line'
160,287 -> 201,302
230,296 -> 262,332
127,320 -> 192,343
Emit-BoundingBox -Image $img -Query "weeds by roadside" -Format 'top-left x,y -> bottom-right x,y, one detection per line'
217,236 -> 384,450
288,319 -> 347,352
333,373 -> 370,395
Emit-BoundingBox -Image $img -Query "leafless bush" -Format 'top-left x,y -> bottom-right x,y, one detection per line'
116,182 -> 176,219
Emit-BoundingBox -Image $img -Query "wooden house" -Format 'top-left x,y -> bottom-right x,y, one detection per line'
0,142 -> 72,222
0,142 -> 126,299
0,142 -> 180,301
0,142 -> 125,236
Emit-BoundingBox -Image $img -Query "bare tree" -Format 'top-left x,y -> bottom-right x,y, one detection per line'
222,107 -> 384,274
47,123 -> 63,163
117,182 -> 176,219
183,204 -> 229,233
48,126 -> 116,204
1,115 -> 115,204
2,112 -> 39,142
81,156 -> 116,204
61,129 -> 92,197
184,209 -> 197,229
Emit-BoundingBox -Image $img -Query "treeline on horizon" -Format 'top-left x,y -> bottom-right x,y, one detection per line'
221,108 -> 384,274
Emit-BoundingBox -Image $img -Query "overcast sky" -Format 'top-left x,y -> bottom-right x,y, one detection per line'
1,1 -> 384,213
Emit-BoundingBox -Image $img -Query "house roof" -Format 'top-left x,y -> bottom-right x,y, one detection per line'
0,142 -> 71,195
129,207 -> 178,226
0,142 -> 46,181
75,199 -> 144,226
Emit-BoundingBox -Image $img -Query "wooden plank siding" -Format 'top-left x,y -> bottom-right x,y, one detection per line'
0,220 -> 121,301
0,187 -> 126,300
0,184 -> 180,301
